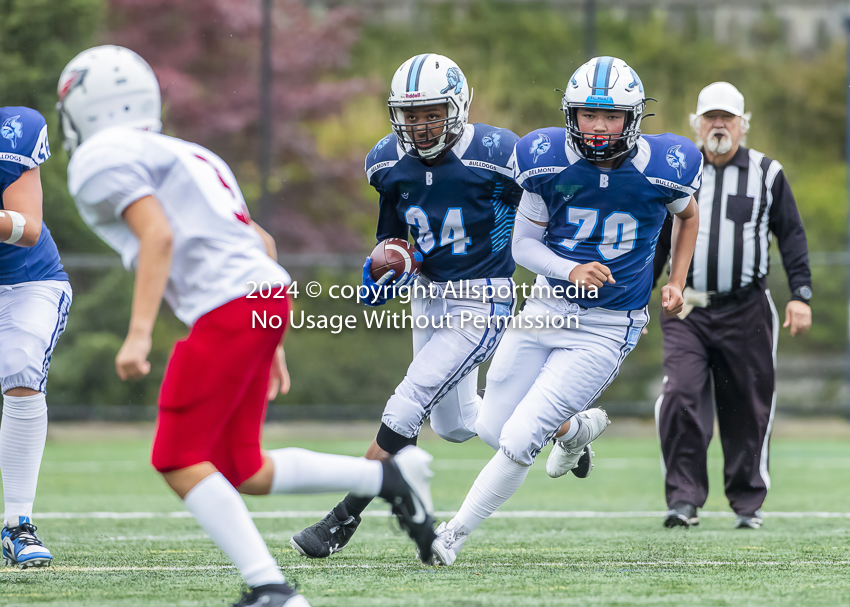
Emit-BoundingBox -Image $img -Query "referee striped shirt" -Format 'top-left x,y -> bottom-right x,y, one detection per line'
654,146 -> 811,301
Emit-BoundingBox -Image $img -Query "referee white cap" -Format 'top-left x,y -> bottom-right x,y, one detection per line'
695,82 -> 745,116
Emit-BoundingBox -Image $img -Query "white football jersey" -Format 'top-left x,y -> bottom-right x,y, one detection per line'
68,126 -> 291,325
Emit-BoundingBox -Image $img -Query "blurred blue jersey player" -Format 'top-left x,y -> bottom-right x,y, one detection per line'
430,57 -> 702,566
291,54 -> 523,559
0,107 -> 71,568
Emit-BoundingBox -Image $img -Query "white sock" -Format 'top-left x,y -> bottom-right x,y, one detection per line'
269,448 -> 382,497
1,393 -> 48,525
451,449 -> 530,534
184,472 -> 284,587
556,417 -> 581,443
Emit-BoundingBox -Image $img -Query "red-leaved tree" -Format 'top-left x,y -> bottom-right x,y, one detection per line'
107,0 -> 373,251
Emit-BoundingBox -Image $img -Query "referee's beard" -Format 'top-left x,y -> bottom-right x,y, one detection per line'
705,128 -> 734,155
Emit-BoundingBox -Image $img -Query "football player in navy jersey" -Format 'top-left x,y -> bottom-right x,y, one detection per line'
0,108 -> 71,568
429,57 -> 701,566
291,54 -> 523,559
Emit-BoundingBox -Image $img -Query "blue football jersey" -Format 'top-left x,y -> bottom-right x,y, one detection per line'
0,107 -> 67,285
514,127 -> 702,310
366,124 -> 522,282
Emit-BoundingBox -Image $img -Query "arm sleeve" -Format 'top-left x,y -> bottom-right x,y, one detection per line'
75,159 -> 157,219
512,211 -> 579,281
375,189 -> 408,242
517,190 -> 550,223
767,170 -> 812,301
651,212 -> 674,290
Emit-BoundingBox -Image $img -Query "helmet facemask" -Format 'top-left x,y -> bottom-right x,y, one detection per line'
389,95 -> 466,160
55,101 -> 82,154
563,102 -> 645,162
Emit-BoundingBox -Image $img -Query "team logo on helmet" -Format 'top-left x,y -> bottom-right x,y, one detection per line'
58,69 -> 88,102
666,145 -> 687,179
482,131 -> 501,158
530,134 -> 551,164
1,115 -> 23,149
627,68 -> 644,93
440,67 -> 464,95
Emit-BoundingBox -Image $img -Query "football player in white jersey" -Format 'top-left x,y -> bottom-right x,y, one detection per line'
58,46 -> 436,607
428,57 -> 701,566
0,107 -> 71,569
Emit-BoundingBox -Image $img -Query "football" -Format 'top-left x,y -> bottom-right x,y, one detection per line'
369,238 -> 422,283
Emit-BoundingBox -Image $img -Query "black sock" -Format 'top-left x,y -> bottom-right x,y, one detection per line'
341,493 -> 374,518
377,458 -> 405,502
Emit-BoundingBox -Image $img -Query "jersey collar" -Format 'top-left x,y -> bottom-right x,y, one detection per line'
451,123 -> 475,159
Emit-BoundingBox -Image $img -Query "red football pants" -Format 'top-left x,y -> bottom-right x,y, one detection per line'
151,292 -> 289,487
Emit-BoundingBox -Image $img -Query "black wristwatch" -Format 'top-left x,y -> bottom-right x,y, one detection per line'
792,286 -> 812,303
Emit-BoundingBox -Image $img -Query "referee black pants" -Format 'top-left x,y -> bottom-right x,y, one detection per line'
656,286 -> 778,517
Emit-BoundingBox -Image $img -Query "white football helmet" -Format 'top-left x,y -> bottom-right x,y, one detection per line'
561,56 -> 647,161
388,54 -> 473,159
56,45 -> 162,154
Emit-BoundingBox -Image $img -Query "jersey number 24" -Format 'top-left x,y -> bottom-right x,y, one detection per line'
404,206 -> 470,255
558,207 -> 639,261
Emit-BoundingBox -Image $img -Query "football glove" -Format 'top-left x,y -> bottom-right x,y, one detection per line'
361,258 -> 417,307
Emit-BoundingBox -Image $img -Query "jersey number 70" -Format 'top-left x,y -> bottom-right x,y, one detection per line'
557,207 -> 639,261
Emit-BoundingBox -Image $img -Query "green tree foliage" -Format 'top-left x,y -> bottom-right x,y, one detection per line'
5,0 -> 846,409
301,2 -> 847,411
107,0 -> 373,252
0,0 -> 107,253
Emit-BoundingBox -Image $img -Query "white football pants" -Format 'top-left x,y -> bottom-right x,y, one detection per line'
476,294 -> 648,465
382,278 -> 514,442
0,280 -> 72,393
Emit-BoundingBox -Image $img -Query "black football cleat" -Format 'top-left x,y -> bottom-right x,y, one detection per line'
381,446 -> 436,564
290,504 -> 361,559
231,583 -> 310,607
570,444 -> 594,479
663,502 -> 700,528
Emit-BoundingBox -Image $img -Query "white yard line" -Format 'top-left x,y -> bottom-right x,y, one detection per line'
42,457 -> 850,473
3,560 -> 848,574
16,510 -> 850,520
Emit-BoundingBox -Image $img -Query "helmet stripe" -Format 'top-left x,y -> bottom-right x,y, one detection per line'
592,56 -> 614,96
406,54 -> 431,92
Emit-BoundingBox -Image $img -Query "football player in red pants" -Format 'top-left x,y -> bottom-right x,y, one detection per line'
58,46 -> 435,607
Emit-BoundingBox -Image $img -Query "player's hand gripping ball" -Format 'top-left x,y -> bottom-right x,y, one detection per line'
361,238 -> 422,307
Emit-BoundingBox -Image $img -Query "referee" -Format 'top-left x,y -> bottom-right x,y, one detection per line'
653,82 -> 812,530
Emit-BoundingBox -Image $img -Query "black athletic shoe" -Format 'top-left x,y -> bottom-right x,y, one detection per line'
232,583 -> 310,607
663,502 -> 699,528
290,504 -> 361,559
381,446 -> 436,564
570,445 -> 594,479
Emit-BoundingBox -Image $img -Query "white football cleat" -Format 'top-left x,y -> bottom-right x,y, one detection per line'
546,408 -> 610,478
430,521 -> 468,566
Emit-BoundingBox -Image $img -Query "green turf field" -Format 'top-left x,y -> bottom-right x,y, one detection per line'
2,422 -> 849,607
